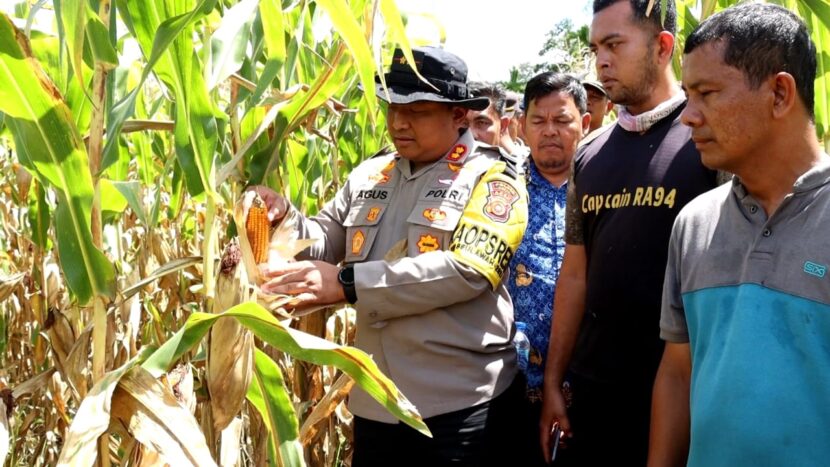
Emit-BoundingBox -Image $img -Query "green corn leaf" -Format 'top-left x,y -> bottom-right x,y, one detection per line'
801,0 -> 830,31
260,0 -> 286,66
0,13 -> 115,304
99,178 -> 129,216
110,180 -> 147,225
805,5 -> 830,139
59,0 -> 87,90
142,302 -> 430,437
701,0 -> 718,19
83,4 -> 118,70
102,0 -> 218,173
205,0 -> 258,90
247,349 -> 305,467
27,180 -> 51,250
117,0 -> 222,196
315,0 -> 378,118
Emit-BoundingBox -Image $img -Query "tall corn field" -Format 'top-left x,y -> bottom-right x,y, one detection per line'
0,0 -> 428,465
2,0 -> 830,466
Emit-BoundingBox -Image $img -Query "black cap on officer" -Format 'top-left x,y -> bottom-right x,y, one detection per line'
372,46 -> 490,111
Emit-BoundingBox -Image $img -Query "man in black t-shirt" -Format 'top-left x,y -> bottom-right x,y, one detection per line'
539,0 -> 721,465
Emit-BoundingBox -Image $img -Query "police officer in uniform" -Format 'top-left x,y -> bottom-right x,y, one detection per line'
252,46 -> 529,466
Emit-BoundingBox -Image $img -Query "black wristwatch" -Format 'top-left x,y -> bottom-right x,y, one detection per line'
338,264 -> 357,304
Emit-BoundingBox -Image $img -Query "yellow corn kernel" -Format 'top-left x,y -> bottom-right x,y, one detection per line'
246,200 -> 270,264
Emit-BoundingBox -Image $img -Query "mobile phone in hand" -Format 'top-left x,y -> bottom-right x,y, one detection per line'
550,423 -> 561,462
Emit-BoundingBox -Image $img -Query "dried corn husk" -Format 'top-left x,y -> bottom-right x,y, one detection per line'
234,192 -> 316,317
207,241 -> 254,432
0,273 -> 23,303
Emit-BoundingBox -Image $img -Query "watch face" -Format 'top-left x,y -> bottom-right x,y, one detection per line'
339,266 -> 355,285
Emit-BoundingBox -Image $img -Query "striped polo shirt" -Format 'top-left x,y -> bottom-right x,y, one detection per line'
661,159 -> 830,467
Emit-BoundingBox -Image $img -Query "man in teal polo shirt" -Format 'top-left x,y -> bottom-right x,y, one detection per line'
650,4 -> 830,466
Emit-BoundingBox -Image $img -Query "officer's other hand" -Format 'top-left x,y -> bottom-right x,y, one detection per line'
259,260 -> 345,309
244,185 -> 288,225
540,384 -> 572,463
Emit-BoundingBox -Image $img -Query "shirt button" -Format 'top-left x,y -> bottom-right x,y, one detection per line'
762,228 -> 772,237
749,205 -> 758,214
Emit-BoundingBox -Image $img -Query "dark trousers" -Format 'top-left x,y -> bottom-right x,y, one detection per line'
515,396 -> 550,467
553,372 -> 654,467
352,378 -> 524,467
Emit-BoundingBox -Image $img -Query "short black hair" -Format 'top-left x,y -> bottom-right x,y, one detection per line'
523,72 -> 588,114
685,2 -> 816,119
469,82 -> 507,116
593,0 -> 677,35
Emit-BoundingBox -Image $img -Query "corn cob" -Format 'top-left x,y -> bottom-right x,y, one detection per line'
246,197 -> 271,265
208,241 -> 254,432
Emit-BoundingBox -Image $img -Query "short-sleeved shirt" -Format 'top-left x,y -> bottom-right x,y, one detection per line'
565,104 -> 719,383
661,160 -> 830,467
507,161 -> 567,400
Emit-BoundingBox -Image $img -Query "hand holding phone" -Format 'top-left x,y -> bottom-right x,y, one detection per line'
550,422 -> 561,462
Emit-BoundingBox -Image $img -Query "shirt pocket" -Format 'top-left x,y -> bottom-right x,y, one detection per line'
406,204 -> 463,257
342,203 -> 387,263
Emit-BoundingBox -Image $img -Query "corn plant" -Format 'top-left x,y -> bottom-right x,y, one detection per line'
0,0 -> 427,465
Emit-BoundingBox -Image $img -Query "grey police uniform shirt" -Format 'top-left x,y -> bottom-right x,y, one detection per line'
291,130 -> 523,423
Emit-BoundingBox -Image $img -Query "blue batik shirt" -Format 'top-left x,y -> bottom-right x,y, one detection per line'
507,161 -> 567,401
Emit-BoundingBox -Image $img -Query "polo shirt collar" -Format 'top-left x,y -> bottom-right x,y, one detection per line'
792,157 -> 830,194
732,155 -> 830,199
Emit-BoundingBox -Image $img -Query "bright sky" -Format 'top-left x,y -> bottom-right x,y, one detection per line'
394,0 -> 593,82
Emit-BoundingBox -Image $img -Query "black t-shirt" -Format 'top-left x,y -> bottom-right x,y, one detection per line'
566,104 -> 718,383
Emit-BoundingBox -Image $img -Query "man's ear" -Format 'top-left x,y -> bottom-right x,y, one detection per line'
605,100 -> 615,113
453,106 -> 471,126
771,72 -> 798,120
656,31 -> 676,66
500,116 -> 511,135
581,113 -> 592,136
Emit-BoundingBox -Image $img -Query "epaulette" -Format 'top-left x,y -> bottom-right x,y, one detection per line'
369,145 -> 394,158
499,151 -> 521,179
475,142 -> 522,179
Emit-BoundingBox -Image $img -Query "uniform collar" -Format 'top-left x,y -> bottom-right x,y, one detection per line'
396,130 -> 478,179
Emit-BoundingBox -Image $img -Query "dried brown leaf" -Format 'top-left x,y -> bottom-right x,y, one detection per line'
64,326 -> 91,401
111,367 -> 217,467
0,272 -> 24,303
299,373 -> 354,444
12,368 -> 56,399
166,364 -> 195,415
